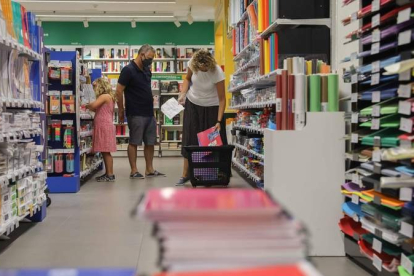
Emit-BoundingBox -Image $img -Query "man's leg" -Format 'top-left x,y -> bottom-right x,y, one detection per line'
144,145 -> 154,175
128,144 -> 138,174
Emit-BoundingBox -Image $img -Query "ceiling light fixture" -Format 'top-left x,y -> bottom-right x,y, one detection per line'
37,20 -> 42,26
83,20 -> 89,28
131,20 -> 136,28
16,0 -> 176,3
37,14 -> 174,18
187,6 -> 193,25
174,18 -> 181,28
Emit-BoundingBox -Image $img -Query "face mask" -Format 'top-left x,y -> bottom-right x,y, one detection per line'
141,55 -> 153,67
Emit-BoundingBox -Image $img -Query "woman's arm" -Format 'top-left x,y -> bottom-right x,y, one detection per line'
86,94 -> 110,111
178,68 -> 193,105
215,80 -> 226,131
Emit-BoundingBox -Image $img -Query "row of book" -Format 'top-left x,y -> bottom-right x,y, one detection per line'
162,130 -> 182,142
0,0 -> 39,51
137,188 -> 321,276
85,61 -> 128,73
84,48 -> 129,59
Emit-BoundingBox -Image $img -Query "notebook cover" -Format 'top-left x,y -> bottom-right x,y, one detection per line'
197,127 -> 223,147
281,70 -> 288,130
288,74 -> 295,130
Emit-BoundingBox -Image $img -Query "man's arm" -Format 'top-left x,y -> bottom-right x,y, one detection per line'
116,83 -> 126,124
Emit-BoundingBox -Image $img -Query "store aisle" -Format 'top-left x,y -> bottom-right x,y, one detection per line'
0,157 -> 369,276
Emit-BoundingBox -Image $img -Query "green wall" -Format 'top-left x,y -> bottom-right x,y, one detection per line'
43,21 -> 215,46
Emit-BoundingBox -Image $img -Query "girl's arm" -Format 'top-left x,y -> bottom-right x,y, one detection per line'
86,94 -> 110,111
215,80 -> 226,131
178,68 -> 193,105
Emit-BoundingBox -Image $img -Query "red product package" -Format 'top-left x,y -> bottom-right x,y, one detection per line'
197,127 -> 223,146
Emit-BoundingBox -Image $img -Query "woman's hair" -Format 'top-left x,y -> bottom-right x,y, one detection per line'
190,49 -> 217,73
93,77 -> 116,101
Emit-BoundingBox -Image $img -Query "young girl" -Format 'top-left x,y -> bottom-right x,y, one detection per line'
86,78 -> 117,182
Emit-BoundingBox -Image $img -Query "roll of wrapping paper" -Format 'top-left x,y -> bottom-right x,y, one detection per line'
292,57 -> 301,74
328,73 -> 339,111
309,74 -> 321,112
321,75 -> 328,112
281,70 -> 288,130
287,58 -> 293,75
258,0 -> 263,32
294,74 -> 306,130
259,39 -> 265,75
276,74 -> 282,130
264,39 -> 270,74
306,61 -> 312,75
288,74 -> 295,130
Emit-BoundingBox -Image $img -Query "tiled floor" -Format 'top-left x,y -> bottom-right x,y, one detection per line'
0,157 -> 370,276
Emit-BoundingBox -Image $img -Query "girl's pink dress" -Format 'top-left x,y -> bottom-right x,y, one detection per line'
92,100 -> 117,153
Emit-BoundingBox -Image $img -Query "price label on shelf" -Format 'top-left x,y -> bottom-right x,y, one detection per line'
373,238 -> 382,253
372,13 -> 380,28
351,74 -> 358,84
371,118 -> 380,130
351,133 -> 359,144
371,61 -> 380,74
400,188 -> 413,201
400,117 -> 413,133
373,150 -> 381,162
372,29 -> 381,43
351,93 -> 358,103
400,221 -> 414,238
350,52 -> 358,61
352,173 -> 360,185
398,84 -> 412,97
351,113 -> 359,124
398,30 -> 412,46
402,254 -> 413,275
373,254 -> 382,271
371,0 -> 380,12
372,91 -> 381,103
371,73 -> 380,86
276,98 -> 282,112
352,193 -> 359,205
398,8 -> 411,24
399,101 -> 412,115
371,42 -> 380,56
351,12 -> 358,22
372,105 -> 380,117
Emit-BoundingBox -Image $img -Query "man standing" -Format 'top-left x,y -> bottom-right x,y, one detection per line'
116,44 -> 165,179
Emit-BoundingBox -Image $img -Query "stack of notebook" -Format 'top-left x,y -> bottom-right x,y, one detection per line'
137,188 -> 314,274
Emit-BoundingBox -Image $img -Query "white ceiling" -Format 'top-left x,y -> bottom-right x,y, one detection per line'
14,0 -> 215,22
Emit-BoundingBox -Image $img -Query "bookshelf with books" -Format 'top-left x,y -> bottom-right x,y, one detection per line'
228,0 -> 331,189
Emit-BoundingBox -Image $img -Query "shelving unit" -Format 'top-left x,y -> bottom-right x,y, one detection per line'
339,1 -> 414,274
228,0 -> 332,189
0,0 -> 48,239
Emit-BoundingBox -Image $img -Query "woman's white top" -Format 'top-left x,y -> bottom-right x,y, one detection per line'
186,60 -> 225,107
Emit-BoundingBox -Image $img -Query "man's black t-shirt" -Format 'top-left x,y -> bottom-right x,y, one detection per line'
118,61 -> 153,117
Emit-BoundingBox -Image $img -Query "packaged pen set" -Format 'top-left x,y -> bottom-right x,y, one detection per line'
48,60 -> 72,85
47,119 -> 75,149
47,153 -> 74,175
47,90 -> 75,115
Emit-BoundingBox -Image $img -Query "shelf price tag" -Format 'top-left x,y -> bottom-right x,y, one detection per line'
399,101 -> 412,115
351,113 -> 359,124
371,0 -> 380,12
372,105 -> 381,117
352,173 -> 360,185
398,84 -> 412,97
373,254 -> 382,271
402,254 -> 413,275
372,13 -> 380,28
351,133 -> 359,144
350,52 -> 358,61
371,118 -> 380,130
372,29 -> 381,43
351,12 -> 358,22
371,73 -> 380,86
373,150 -> 381,162
400,117 -> 413,133
351,74 -> 358,84
352,193 -> 359,205
276,98 -> 282,112
372,61 -> 380,73
398,8 -> 412,24
400,221 -> 414,238
400,188 -> 413,201
351,93 -> 358,103
399,30 -> 412,46
373,238 -> 382,253
372,91 -> 381,103
371,42 -> 380,55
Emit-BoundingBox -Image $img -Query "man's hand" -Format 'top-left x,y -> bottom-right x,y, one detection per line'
118,109 -> 125,124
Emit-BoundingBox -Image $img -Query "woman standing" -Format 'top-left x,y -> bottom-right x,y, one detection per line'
177,49 -> 227,185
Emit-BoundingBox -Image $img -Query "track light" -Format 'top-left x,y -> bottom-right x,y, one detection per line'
187,5 -> 193,25
131,20 -> 136,28
174,19 -> 181,28
83,20 -> 89,28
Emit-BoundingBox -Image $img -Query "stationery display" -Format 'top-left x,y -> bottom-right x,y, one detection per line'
137,188 -> 322,276
0,0 -> 47,239
341,1 -> 414,275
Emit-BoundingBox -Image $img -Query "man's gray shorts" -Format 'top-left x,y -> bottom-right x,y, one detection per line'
127,116 -> 157,146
